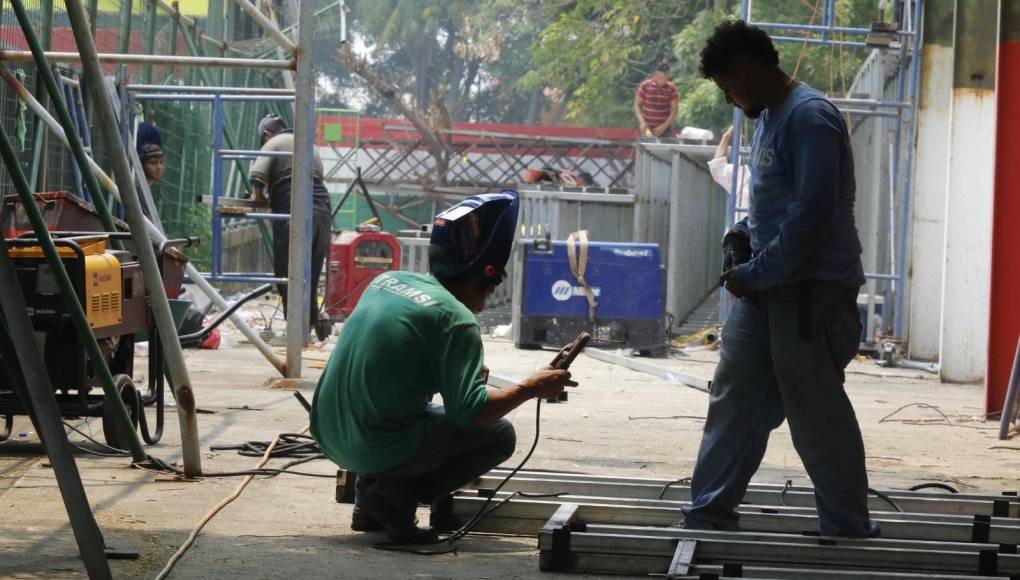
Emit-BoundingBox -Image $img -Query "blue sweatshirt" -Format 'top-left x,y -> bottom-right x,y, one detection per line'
734,83 -> 865,292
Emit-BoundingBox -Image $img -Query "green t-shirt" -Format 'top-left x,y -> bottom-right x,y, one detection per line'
309,271 -> 488,474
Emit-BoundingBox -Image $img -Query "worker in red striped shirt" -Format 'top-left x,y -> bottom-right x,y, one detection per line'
634,63 -> 680,138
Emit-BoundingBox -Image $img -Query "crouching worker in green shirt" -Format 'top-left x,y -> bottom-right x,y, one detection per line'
310,189 -> 576,544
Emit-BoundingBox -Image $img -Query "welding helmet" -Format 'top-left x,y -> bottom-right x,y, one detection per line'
136,122 -> 164,161
429,189 -> 520,285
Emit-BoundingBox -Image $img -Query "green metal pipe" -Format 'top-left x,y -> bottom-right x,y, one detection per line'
28,0 -> 54,193
0,122 -> 148,464
165,3 -> 180,82
40,0 -> 54,48
87,0 -> 98,34
144,0 -> 157,83
118,0 -> 134,55
9,0 -> 122,247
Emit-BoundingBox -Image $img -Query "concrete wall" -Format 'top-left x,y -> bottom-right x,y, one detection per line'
908,0 -> 955,362
938,0 -> 999,383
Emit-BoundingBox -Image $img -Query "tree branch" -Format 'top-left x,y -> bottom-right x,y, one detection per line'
337,43 -> 450,185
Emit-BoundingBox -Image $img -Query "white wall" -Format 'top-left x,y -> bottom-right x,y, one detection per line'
908,44 -> 954,361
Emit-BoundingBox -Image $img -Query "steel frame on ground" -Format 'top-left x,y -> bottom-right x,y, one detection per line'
424,468 -> 1020,578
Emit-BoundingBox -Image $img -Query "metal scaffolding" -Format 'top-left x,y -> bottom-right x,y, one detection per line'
0,0 -> 320,381
721,0 -> 924,345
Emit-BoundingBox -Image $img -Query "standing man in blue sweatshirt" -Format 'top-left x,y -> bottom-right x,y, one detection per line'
681,21 -> 877,538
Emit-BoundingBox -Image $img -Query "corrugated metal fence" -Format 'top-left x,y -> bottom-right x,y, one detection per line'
633,143 -> 726,325
397,149 -> 724,324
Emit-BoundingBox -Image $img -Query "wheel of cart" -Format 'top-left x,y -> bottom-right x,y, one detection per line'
101,374 -> 141,450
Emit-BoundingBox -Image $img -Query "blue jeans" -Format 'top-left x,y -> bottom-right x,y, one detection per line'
681,281 -> 875,536
354,404 -> 516,515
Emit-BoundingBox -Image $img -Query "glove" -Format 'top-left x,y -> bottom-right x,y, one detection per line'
721,228 -> 752,273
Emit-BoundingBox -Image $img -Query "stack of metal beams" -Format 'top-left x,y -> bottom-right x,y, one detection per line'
442,469 -> 1020,579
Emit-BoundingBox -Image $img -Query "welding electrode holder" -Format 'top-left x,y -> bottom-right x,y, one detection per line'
545,331 -> 592,403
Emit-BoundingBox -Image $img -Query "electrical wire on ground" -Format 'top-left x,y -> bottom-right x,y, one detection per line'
909,482 -> 959,494
153,425 -> 306,580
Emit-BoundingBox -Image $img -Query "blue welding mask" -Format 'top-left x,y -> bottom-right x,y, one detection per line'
429,189 -> 520,285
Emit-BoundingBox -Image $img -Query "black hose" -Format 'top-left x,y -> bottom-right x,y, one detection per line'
909,482 -> 959,494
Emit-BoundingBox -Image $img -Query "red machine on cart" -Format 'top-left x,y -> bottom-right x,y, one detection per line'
315,170 -> 402,340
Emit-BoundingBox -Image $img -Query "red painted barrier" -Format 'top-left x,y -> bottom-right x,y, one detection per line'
985,21 -> 1020,414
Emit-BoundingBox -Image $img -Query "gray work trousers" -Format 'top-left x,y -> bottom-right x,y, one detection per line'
681,280 -> 875,536
355,404 -> 517,516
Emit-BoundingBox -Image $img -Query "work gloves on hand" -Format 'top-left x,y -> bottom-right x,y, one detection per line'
720,228 -> 753,299
721,228 -> 752,272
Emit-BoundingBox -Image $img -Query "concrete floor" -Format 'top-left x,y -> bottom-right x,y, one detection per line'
1,330 -> 1017,579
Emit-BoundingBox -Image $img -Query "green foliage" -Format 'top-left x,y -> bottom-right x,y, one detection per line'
667,1 -> 874,134
521,0 -> 699,126
332,0 -> 883,129
676,78 -> 735,135
672,9 -> 736,133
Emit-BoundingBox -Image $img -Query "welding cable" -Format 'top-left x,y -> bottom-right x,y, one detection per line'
868,487 -> 903,512
139,454 -> 333,479
63,421 -> 133,457
657,476 -> 693,501
909,482 -> 959,494
779,479 -> 793,506
153,425 -> 306,580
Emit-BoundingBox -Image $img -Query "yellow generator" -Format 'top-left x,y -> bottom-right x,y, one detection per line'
0,233 -> 160,448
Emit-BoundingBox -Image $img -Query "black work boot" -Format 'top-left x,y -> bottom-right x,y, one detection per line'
350,505 -> 384,532
361,488 -> 439,544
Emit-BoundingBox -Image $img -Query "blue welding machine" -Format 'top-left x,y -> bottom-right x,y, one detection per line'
512,238 -> 667,355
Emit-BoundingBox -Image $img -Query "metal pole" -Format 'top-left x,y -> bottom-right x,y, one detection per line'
144,0 -> 157,83
65,0 -> 203,476
28,0 -> 54,192
721,0 -> 753,323
127,84 -> 295,94
286,0 -> 316,377
0,50 -> 295,69
230,0 -> 297,53
167,2 -> 180,80
0,67 -> 288,375
87,0 -> 98,34
8,0 -> 123,240
0,124 -> 147,464
212,96 -> 225,276
118,0 -> 134,55
0,244 -> 113,580
892,0 -> 924,339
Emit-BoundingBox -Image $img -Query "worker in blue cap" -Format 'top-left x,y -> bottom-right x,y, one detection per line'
136,122 -> 165,185
310,189 -> 577,544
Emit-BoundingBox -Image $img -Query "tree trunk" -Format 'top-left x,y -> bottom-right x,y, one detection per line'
525,88 -> 542,125
337,44 -> 450,185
